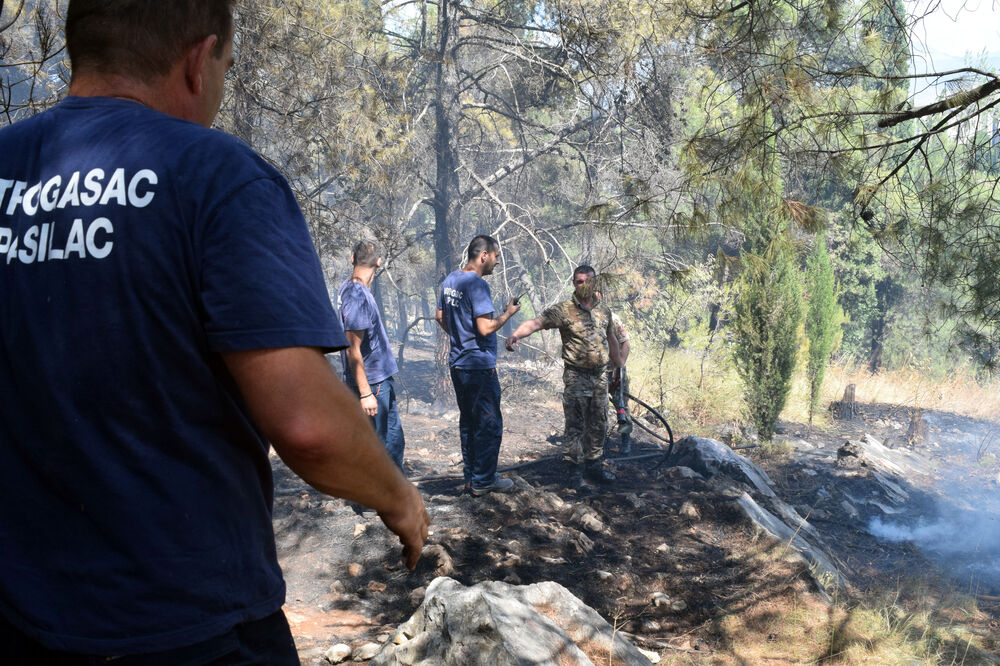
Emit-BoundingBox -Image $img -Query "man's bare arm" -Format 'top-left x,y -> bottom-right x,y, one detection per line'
619,339 -> 631,365
607,320 -> 623,368
475,299 -> 520,337
505,317 -> 545,350
435,308 -> 448,334
344,330 -> 377,417
223,346 -> 429,569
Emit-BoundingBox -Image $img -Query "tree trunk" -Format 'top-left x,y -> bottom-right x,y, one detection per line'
430,0 -> 462,401
868,276 -> 900,373
395,286 -> 408,339
834,384 -> 858,420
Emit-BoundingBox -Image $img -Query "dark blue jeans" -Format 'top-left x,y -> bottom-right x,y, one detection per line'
0,610 -> 300,665
370,376 -> 405,469
348,376 -> 405,470
450,367 -> 503,489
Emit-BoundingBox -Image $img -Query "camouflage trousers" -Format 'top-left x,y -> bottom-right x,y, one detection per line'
562,364 -> 608,464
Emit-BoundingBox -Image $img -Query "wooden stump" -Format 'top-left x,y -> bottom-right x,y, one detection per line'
905,409 -> 928,447
833,384 -> 858,420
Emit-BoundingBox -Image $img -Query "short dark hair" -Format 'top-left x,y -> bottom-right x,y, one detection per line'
351,240 -> 379,268
573,265 -> 596,279
467,235 -> 499,262
66,0 -> 235,80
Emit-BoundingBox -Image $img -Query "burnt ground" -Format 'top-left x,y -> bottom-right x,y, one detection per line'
272,339 -> 1000,664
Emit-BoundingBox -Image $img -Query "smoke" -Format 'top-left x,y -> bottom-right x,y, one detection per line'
868,506 -> 1000,592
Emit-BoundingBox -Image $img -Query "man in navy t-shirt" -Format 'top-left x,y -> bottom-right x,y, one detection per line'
339,240 -> 406,468
0,2 -> 429,663
436,235 -> 520,496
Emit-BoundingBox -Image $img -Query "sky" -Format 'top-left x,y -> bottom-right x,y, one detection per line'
908,0 -> 1000,104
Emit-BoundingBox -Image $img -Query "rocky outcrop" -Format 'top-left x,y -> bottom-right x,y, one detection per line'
371,577 -> 654,665
670,436 -> 845,599
670,436 -> 775,497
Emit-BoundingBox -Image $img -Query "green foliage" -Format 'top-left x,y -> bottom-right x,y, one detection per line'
804,235 -> 839,422
732,233 -> 803,442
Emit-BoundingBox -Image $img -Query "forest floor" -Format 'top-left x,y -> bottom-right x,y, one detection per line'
273,336 -> 1000,665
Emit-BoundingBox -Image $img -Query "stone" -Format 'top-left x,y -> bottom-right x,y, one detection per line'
347,563 -> 363,577
597,570 -> 613,580
572,506 -> 606,533
354,642 -> 381,660
670,436 -> 775,497
625,493 -> 646,509
836,440 -> 863,469
665,466 -> 704,480
354,523 -> 367,538
637,647 -> 661,663
325,644 -> 352,664
422,544 -> 454,577
409,586 -> 426,607
651,592 -> 671,607
372,577 -> 654,666
840,499 -> 859,519
678,501 -> 701,520
655,543 -> 670,553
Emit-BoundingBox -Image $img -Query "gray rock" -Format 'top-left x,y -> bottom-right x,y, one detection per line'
665,466 -> 705,480
325,644 -> 352,664
678,501 -> 701,520
354,642 -> 381,661
372,577 -> 654,665
670,436 -> 775,497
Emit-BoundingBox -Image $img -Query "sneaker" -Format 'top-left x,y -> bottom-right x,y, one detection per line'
470,477 -> 514,496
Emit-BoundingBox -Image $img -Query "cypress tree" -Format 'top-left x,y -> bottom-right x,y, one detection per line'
805,235 -> 839,424
732,231 -> 803,443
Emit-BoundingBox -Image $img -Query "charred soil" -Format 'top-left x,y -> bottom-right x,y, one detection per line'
273,341 -> 1000,664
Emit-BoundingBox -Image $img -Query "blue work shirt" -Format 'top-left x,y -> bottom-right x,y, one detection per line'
338,279 -> 398,385
0,97 -> 346,654
438,269 -> 497,369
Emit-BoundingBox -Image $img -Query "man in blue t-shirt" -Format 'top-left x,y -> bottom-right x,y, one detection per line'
436,235 -> 520,496
339,240 -> 405,469
0,2 -> 429,664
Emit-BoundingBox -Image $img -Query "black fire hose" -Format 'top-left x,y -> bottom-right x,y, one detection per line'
624,391 -> 676,462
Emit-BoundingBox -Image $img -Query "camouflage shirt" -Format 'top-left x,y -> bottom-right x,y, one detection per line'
540,294 -> 614,369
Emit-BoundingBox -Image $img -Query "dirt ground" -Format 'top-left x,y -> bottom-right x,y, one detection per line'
273,338 -> 1000,664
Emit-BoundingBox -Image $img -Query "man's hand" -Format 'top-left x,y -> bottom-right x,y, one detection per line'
505,334 -> 519,352
504,299 -> 521,318
360,393 -> 378,417
378,482 -> 431,570
222,347 -> 430,569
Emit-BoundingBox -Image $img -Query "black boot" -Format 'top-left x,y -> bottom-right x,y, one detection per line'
618,433 -> 632,456
571,465 -> 594,491
584,461 -> 615,483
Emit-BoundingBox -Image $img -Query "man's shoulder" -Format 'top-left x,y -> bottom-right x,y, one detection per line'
444,270 -> 487,290
339,279 -> 368,299
540,300 -> 571,322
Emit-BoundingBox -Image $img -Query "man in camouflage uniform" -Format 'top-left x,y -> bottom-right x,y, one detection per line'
506,265 -> 622,487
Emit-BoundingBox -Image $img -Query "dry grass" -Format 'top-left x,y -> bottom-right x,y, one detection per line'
628,347 -> 1000,435
656,563 -> 1000,665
